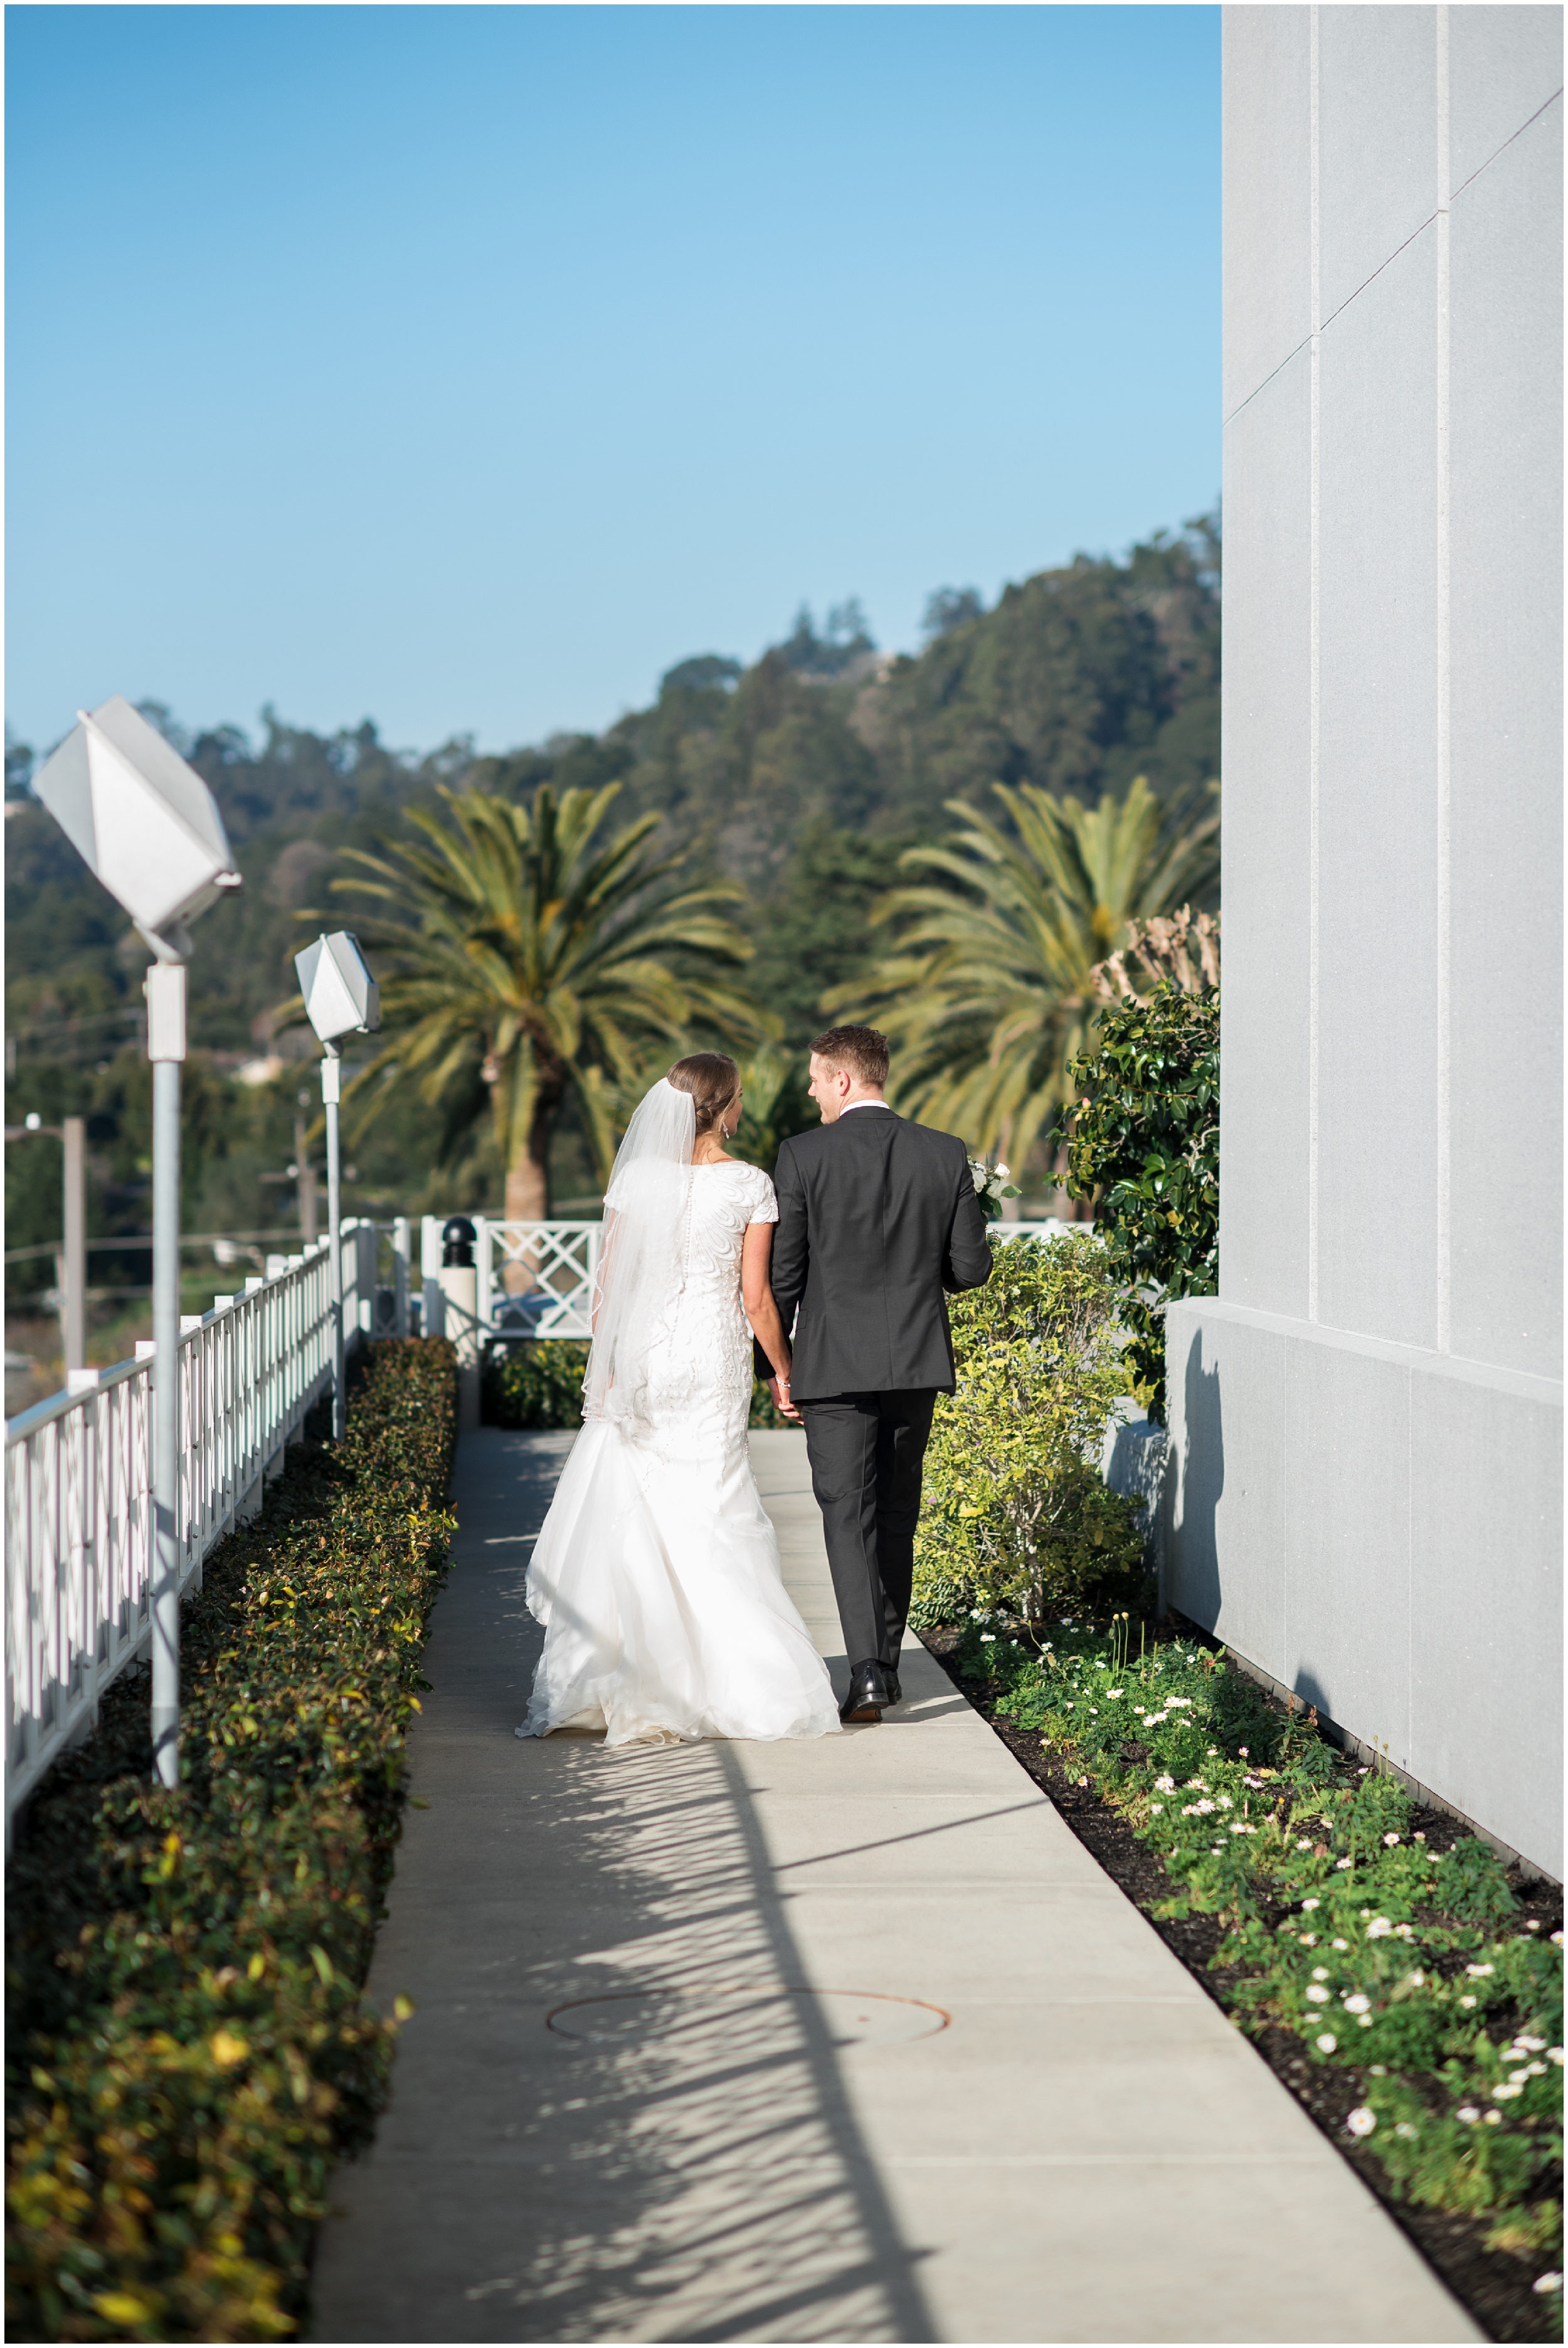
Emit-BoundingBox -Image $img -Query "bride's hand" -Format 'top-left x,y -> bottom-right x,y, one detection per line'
768,1370 -> 803,1425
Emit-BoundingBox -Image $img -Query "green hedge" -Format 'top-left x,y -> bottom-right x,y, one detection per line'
5,1339 -> 458,2344
484,1339 -> 799,1433
1055,980 -> 1219,1418
912,1234 -> 1146,1628
483,1339 -> 590,1428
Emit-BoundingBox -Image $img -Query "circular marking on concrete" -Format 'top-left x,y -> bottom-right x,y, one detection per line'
546,1987 -> 950,2046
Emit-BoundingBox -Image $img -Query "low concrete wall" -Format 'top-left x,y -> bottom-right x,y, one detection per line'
1165,1296 -> 1563,1880
1101,1406 -> 1168,1579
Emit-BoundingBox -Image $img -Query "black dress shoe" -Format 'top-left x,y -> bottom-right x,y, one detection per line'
839,1660 -> 891,1723
885,1667 -> 903,1706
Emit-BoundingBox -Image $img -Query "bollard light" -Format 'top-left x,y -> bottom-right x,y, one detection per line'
294,932 -> 380,1439
30,696 -> 241,1790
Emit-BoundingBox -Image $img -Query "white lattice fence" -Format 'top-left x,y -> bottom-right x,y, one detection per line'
990,1219 -> 1093,1244
416,1220 -> 603,1341
3,1224 -> 398,1833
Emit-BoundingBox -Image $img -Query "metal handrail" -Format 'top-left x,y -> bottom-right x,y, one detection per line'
3,1224 -> 387,1835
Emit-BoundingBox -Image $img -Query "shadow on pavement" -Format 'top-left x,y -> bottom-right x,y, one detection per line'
314,1429 -> 937,2345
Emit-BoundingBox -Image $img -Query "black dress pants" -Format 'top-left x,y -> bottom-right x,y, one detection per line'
798,1389 -> 937,1671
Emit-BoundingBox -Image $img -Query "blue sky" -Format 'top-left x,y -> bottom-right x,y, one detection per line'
6,4 -> 1219,762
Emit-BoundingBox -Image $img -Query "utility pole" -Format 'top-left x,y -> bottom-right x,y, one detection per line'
62,1115 -> 85,1370
294,1092 -> 319,1243
6,1112 -> 89,1375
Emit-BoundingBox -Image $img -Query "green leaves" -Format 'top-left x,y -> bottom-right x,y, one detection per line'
484,1340 -> 591,1430
6,1341 -> 458,2342
913,1233 -> 1147,1623
330,780 -> 760,1210
1056,979 -> 1219,1415
834,777 -> 1220,1172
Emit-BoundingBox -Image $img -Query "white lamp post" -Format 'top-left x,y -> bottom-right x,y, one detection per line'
32,696 -> 241,1787
294,932 -> 379,1440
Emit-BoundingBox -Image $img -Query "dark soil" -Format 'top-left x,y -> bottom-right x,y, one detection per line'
919,1621 -> 1565,2347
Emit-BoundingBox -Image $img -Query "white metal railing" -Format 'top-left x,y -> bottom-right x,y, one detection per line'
4,1218 -> 393,1832
4,1206 -> 1086,1823
992,1218 -> 1092,1243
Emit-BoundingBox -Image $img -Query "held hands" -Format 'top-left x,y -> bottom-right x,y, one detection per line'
768,1371 -> 803,1425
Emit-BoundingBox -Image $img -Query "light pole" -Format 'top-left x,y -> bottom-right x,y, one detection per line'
31,697 -> 241,1787
294,932 -> 379,1441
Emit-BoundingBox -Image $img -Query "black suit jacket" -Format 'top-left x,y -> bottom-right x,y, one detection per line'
762,1107 -> 993,1400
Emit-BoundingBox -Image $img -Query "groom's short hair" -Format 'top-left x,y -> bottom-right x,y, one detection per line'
810,1026 -> 889,1088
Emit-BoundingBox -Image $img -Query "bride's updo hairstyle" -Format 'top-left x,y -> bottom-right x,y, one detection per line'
668,1052 -> 740,1137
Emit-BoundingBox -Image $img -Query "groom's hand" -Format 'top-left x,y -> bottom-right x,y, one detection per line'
769,1374 -> 803,1425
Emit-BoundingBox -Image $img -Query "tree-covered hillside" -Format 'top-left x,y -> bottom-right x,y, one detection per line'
5,515 -> 1218,1269
475,513 -> 1218,880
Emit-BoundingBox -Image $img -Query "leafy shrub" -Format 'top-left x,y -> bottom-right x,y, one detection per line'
1054,980 -> 1219,1416
953,1612 -> 1563,2284
484,1340 -> 590,1428
6,1340 -> 458,2343
484,1339 -> 800,1433
913,1234 -> 1146,1625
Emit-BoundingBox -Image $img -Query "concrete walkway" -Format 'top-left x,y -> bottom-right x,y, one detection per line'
310,1430 -> 1478,2344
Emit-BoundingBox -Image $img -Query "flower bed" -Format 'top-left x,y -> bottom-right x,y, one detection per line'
6,1339 -> 458,2344
933,1610 -> 1564,2342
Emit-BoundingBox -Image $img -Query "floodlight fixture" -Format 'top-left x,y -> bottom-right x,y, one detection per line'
295,931 -> 381,1045
31,696 -> 241,962
294,933 -> 379,1440
29,694 -> 245,1792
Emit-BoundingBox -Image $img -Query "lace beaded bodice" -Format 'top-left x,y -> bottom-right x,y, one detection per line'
657,1161 -> 777,1442
681,1161 -> 778,1300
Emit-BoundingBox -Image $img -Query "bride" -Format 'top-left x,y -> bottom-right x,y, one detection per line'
517,1053 -> 840,1746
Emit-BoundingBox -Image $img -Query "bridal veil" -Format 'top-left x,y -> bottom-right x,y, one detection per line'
581,1075 -> 695,1435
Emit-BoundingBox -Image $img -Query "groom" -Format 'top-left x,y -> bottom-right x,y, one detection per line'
763,1026 -> 993,1723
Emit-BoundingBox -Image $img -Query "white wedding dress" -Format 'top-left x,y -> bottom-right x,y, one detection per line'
519,1137 -> 840,1747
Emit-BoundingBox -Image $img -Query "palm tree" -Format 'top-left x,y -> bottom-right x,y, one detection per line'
832,775 -> 1218,1173
332,782 -> 759,1218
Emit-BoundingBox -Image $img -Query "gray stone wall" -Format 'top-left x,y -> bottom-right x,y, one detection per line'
1168,7 -> 1562,1876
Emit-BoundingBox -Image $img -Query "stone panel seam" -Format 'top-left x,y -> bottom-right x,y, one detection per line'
1222,329 -> 1314,428
1406,1359 -> 1414,1771
1307,1 -> 1321,1326
1449,81 -> 1564,207
1166,1295 -> 1565,1408
1281,1311 -> 1291,1684
1224,88 -> 1564,432
1436,3 -> 1452,1357
1310,83 -> 1561,353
